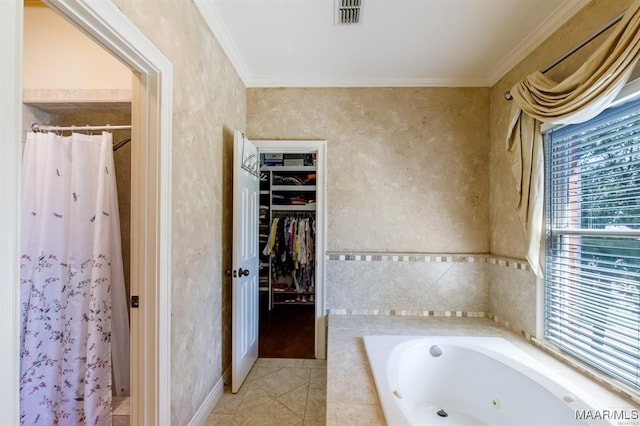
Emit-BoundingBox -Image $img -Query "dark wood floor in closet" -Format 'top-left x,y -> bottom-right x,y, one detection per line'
259,303 -> 315,359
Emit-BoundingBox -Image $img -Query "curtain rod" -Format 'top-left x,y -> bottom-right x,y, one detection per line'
504,12 -> 625,101
113,138 -> 132,151
31,123 -> 132,132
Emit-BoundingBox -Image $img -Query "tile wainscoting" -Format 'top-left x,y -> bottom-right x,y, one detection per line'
326,252 -> 537,336
325,253 -> 640,406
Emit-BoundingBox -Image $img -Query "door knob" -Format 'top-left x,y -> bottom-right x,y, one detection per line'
238,268 -> 250,277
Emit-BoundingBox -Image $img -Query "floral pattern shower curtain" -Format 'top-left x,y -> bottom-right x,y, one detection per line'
20,132 -> 129,425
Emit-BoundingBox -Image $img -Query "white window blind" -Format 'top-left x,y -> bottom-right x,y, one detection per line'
545,97 -> 640,392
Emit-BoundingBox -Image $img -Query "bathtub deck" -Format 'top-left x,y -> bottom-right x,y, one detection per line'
326,315 -> 637,425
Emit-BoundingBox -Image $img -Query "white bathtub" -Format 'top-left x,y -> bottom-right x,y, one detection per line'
363,336 -> 613,426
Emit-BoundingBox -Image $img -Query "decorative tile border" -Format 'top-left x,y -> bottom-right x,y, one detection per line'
484,256 -> 531,271
486,312 -> 534,342
325,252 -> 531,271
328,308 -> 487,318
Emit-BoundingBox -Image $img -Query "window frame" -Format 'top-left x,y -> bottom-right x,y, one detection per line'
539,84 -> 640,395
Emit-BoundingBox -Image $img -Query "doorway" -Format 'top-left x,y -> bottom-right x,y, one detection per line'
254,140 -> 327,361
1,1 -> 172,424
230,136 -> 326,393
23,8 -> 133,419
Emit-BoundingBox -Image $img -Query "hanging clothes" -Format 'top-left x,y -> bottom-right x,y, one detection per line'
263,217 -> 279,257
264,215 -> 316,293
20,132 -> 130,424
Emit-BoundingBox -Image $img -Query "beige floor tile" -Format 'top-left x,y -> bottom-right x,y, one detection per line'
305,388 -> 326,418
302,359 -> 327,368
303,416 -> 326,426
213,388 -> 243,415
256,358 -> 305,368
277,383 -> 309,417
246,365 -> 283,383
234,399 -> 302,426
254,367 -> 309,398
204,412 -> 237,425
309,367 -> 327,390
236,381 -> 275,412
112,396 -> 131,415
209,358 -> 326,426
287,366 -> 312,381
112,415 -> 129,426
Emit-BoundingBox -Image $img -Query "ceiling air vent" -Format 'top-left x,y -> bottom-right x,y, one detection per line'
335,0 -> 362,25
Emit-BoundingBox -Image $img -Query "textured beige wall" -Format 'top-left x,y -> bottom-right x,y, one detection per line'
110,1 -> 246,424
22,105 -> 51,143
248,87 -> 490,253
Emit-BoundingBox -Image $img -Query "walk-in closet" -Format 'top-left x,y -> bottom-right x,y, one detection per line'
229,137 -> 326,363
231,135 -> 326,391
258,152 -> 318,358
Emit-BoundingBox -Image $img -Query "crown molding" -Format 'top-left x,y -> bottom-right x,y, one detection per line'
197,0 -> 590,88
486,0 -> 590,86
193,0 -> 251,86
193,1 -> 490,88
247,75 -> 491,88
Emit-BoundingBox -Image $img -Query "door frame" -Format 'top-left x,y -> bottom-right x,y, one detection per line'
0,1 -> 173,424
253,140 -> 327,359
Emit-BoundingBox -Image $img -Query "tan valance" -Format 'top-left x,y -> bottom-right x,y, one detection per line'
507,0 -> 640,277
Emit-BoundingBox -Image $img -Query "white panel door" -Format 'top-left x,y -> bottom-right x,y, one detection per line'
231,131 -> 260,393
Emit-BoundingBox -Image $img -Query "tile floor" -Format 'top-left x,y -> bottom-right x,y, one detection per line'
112,395 -> 130,426
205,358 -> 327,426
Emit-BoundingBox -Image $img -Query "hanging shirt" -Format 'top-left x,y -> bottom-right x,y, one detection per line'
263,217 -> 279,256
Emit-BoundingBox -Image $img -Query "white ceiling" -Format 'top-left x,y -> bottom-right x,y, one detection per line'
196,0 -> 590,87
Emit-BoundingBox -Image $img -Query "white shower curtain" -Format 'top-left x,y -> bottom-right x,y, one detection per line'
20,132 -> 130,425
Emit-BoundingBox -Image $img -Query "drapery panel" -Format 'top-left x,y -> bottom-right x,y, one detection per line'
506,0 -> 640,277
20,132 -> 130,424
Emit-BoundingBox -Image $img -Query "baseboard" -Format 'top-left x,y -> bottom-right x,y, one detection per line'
222,365 -> 231,385
187,376 -> 224,426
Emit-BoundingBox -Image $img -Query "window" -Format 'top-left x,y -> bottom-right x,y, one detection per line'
545,97 -> 640,392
